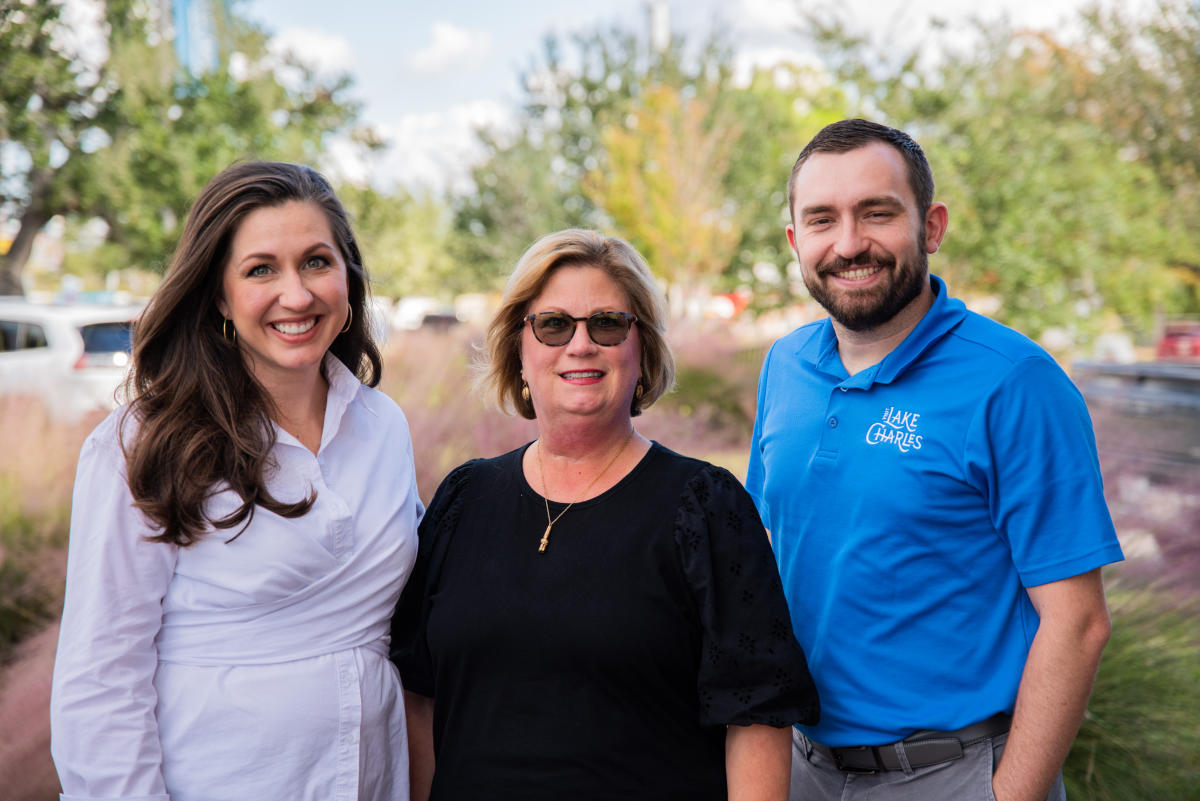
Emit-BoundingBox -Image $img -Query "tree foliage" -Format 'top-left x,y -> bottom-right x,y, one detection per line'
800,3 -> 1196,343
338,184 -> 457,298
0,0 -> 363,293
451,26 -> 849,304
1068,0 -> 1200,301
584,83 -> 742,289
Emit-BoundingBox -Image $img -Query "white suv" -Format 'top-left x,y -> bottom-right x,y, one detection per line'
0,300 -> 143,421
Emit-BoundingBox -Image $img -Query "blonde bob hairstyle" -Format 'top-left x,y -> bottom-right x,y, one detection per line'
482,229 -> 675,420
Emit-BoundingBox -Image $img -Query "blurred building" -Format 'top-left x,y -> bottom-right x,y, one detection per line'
160,0 -> 230,75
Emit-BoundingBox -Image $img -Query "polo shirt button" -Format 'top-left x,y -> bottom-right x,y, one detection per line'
828,416 -> 838,428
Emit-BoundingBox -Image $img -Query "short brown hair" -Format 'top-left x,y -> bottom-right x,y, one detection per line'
481,229 -> 674,419
787,118 -> 935,223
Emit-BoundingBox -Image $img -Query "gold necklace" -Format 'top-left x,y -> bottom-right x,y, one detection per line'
535,428 -> 635,554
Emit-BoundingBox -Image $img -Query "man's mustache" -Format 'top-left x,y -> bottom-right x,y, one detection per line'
818,251 -> 897,275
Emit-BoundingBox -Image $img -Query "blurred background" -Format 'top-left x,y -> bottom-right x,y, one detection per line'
1,0 -> 1198,799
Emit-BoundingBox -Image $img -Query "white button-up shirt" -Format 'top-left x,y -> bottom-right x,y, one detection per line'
50,357 -> 422,801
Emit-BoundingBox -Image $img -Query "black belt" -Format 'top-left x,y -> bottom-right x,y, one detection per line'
810,713 -> 1013,774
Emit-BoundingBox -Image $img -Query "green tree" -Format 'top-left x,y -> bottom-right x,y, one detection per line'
583,83 -> 743,291
452,24 -> 848,301
450,127 -> 592,294
1067,0 -> 1200,308
711,65 -> 848,307
800,11 -> 1186,343
337,183 -> 457,299
0,0 -> 364,293
928,30 -> 1180,343
450,27 -> 688,290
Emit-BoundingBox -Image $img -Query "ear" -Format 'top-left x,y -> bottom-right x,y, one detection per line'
924,202 -> 949,253
216,297 -> 229,319
786,222 -> 799,256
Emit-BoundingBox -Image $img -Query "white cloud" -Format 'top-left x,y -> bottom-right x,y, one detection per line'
732,0 -> 806,32
268,27 -> 356,76
732,46 -> 822,87
407,23 -> 492,76
732,0 -> 1112,36
383,100 -> 514,192
323,100 -> 514,194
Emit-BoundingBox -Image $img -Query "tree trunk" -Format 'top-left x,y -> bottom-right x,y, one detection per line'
0,169 -> 55,297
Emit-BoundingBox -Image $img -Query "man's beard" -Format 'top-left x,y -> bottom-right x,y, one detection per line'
803,246 -> 928,333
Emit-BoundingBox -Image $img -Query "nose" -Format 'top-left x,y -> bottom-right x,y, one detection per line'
832,219 -> 867,260
564,318 -> 597,354
278,268 -> 314,309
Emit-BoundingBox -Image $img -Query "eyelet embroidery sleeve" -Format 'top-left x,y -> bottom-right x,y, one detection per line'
390,460 -> 477,697
674,464 -> 820,728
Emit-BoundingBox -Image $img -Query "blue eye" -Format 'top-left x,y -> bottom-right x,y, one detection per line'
247,264 -> 271,277
305,256 -> 330,269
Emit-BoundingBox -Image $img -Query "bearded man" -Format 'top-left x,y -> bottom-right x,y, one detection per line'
746,118 -> 1123,801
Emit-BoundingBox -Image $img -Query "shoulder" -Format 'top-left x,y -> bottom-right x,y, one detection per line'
461,445 -> 525,483
930,311 -> 1079,405
765,320 -> 824,363
432,446 -> 526,504
348,385 -> 423,456
647,444 -> 749,508
945,311 -> 1056,368
79,405 -> 138,463
645,442 -> 711,483
355,384 -> 409,426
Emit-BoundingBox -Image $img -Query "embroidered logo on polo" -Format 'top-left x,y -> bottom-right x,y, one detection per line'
866,406 -> 923,452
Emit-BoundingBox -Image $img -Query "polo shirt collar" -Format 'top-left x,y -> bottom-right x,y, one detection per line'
796,274 -> 967,387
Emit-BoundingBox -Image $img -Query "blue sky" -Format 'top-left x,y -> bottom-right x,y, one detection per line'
240,0 -> 1114,192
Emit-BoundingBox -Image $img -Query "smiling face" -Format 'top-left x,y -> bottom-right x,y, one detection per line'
520,265 -> 642,426
786,141 -> 945,333
217,200 -> 350,392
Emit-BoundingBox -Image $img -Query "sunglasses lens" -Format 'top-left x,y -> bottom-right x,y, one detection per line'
587,312 -> 631,345
529,312 -> 634,345
532,313 -> 575,345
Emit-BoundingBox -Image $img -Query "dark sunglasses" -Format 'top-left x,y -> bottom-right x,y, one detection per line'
525,311 -> 638,347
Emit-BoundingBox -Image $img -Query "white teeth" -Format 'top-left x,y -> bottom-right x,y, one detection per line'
562,371 -> 602,379
272,319 -> 316,335
837,266 -> 883,281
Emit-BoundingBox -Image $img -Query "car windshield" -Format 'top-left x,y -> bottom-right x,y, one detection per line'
79,321 -> 133,353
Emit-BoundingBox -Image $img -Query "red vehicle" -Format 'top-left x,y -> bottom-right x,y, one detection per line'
1156,320 -> 1200,362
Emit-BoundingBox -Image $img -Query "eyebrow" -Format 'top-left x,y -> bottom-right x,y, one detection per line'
799,195 -> 905,218
235,241 -> 338,265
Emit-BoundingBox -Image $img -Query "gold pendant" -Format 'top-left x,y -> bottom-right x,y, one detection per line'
539,523 -> 552,553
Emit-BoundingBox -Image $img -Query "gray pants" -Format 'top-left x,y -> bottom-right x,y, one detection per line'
790,728 -> 1066,801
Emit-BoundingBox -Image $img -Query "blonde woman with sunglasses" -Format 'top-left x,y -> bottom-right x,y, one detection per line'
391,229 -> 819,801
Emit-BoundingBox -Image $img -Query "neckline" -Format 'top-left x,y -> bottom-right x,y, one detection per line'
516,439 -> 660,508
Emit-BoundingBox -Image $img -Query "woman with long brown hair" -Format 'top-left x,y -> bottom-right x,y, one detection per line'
50,162 -> 422,801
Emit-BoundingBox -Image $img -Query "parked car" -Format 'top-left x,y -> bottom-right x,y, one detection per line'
1157,319 -> 1200,362
0,300 -> 142,421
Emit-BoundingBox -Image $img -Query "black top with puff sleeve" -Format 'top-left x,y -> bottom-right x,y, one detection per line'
391,442 -> 818,801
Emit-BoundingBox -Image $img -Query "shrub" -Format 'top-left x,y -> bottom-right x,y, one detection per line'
0,396 -> 94,661
1065,581 -> 1200,800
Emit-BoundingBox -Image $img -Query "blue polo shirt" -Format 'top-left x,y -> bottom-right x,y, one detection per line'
746,275 -> 1123,747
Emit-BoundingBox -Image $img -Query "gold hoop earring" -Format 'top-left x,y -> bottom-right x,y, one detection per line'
223,318 -> 237,344
521,382 -> 531,402
340,306 -> 353,334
